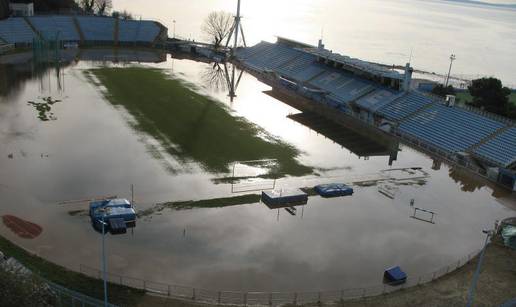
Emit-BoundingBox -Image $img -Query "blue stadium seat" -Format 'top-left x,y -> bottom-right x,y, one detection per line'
76,16 -> 115,41
29,16 -> 80,41
473,127 -> 516,167
307,71 -> 374,102
399,104 -> 505,153
0,18 -> 37,44
355,89 -> 405,113
377,91 -> 434,121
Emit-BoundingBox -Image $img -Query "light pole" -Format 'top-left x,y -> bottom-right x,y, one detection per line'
466,228 -> 495,307
173,20 -> 176,39
445,54 -> 456,88
99,217 -> 108,307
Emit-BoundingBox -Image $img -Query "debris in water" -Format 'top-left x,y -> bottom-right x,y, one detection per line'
27,96 -> 62,121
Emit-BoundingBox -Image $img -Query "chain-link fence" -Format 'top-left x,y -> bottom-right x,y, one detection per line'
80,249 -> 479,306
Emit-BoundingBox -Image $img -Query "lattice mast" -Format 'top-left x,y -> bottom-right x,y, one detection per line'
225,0 -> 247,50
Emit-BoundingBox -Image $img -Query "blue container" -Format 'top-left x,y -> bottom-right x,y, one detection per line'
89,199 -> 136,232
261,189 -> 308,208
384,266 -> 407,285
314,183 -> 354,198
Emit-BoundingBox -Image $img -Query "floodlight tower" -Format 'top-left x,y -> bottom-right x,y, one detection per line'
445,54 -> 456,87
226,0 -> 247,51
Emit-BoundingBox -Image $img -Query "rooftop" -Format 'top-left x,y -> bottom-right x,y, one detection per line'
304,48 -> 404,80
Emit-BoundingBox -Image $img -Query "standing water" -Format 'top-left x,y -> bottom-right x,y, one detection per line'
1,0 -> 516,293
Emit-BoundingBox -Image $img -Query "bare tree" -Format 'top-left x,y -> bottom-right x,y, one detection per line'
201,63 -> 228,92
201,11 -> 234,48
78,0 -> 94,14
112,10 -> 133,20
76,0 -> 111,15
95,0 -> 112,16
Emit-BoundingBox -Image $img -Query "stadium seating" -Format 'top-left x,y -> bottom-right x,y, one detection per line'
29,16 -> 80,41
308,70 -> 374,102
241,42 -> 298,70
0,16 -> 161,45
76,16 -> 115,41
234,41 -> 516,166
0,18 -> 37,44
277,53 -> 319,78
473,127 -> 516,167
355,89 -> 405,113
399,104 -> 505,153
118,19 -> 160,43
377,91 -> 434,121
235,41 -> 328,82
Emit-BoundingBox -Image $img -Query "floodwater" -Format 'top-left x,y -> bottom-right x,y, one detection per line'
0,49 -> 514,292
113,0 -> 516,87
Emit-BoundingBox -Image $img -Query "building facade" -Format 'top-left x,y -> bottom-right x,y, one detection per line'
9,1 -> 34,17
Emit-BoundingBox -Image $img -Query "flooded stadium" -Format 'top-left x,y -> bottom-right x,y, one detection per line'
0,48 -> 515,292
0,2 -> 515,304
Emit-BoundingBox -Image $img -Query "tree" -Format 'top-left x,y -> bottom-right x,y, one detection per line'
468,77 -> 511,116
76,0 -> 111,15
112,10 -> 133,20
431,84 -> 455,98
0,0 -> 10,19
507,103 -> 516,119
95,0 -> 111,16
32,0 -> 80,13
201,63 -> 228,92
201,11 -> 234,48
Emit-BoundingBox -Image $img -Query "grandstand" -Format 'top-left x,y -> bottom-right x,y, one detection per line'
398,104 -> 505,153
76,16 -> 115,42
377,91 -> 435,121
0,16 -> 166,46
235,38 -> 516,185
29,16 -> 79,41
0,17 -> 37,44
473,127 -> 516,169
118,19 -> 161,44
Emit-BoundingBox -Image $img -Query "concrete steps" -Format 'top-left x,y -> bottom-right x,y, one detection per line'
467,124 -> 514,153
22,16 -> 42,40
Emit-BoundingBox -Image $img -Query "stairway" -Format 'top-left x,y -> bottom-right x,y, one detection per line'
467,124 -> 514,153
22,16 -> 42,40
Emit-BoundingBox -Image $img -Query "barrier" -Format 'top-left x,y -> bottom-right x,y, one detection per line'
80,249 -> 480,306
0,43 -> 14,55
46,281 -> 119,307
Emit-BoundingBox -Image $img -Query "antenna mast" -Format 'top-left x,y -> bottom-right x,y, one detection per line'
226,0 -> 247,50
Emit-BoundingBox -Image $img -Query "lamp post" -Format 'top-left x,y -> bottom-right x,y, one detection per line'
445,54 -> 456,88
173,20 -> 176,39
466,228 -> 495,307
98,217 -> 108,307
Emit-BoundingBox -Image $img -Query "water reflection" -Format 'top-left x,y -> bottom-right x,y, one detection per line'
0,50 -> 515,292
201,62 -> 228,92
0,61 -> 64,100
287,112 -> 399,164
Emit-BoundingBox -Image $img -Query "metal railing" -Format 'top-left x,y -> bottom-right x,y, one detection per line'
396,131 -> 490,177
0,43 -> 14,55
421,92 -> 515,126
46,280 -> 119,307
79,249 -> 479,306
